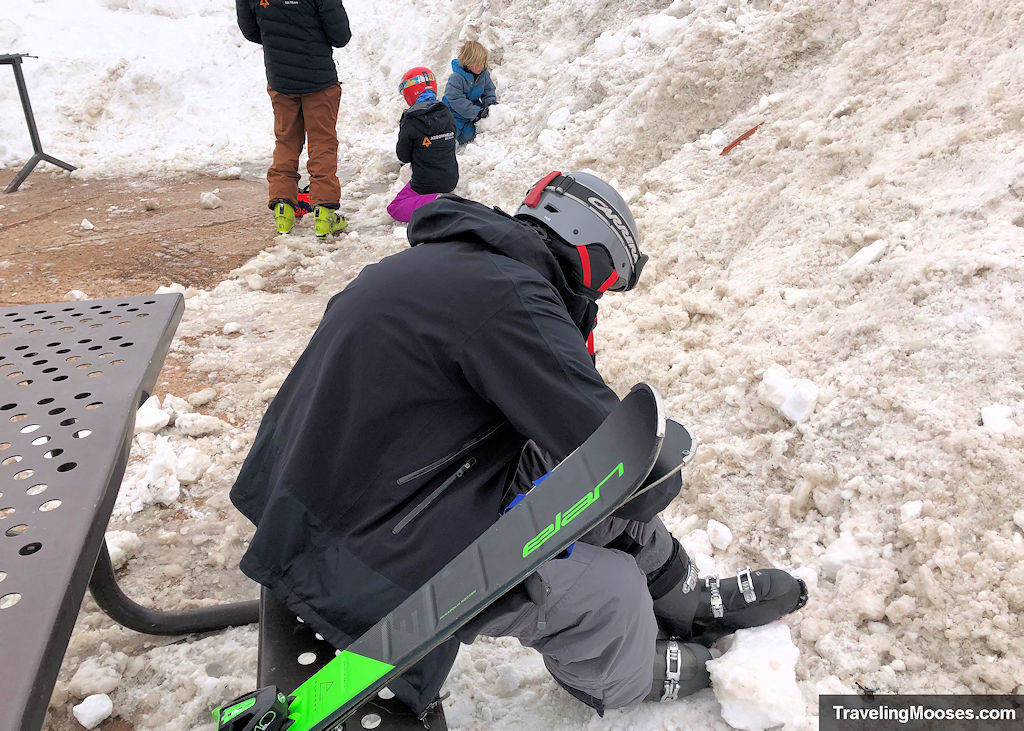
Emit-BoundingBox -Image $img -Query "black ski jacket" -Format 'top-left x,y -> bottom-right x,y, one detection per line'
236,0 -> 351,95
397,100 -> 458,194
230,196 -> 670,712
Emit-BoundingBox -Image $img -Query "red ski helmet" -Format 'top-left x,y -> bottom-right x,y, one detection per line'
516,171 -> 648,293
399,67 -> 437,106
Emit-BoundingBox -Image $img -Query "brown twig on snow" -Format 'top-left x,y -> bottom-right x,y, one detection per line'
720,123 -> 762,155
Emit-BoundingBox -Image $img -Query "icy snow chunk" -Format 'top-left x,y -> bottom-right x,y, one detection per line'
709,128 -> 727,147
200,191 -> 223,209
64,289 -> 89,301
223,321 -> 242,335
155,282 -> 187,295
791,565 -> 818,595
1014,510 -> 1024,532
187,387 -> 217,407
177,446 -> 212,484
134,395 -> 171,434
841,239 -> 887,274
246,273 -> 265,291
477,103 -> 514,132
757,365 -> 818,423
707,519 -> 733,550
981,404 -> 1014,433
546,107 -> 571,130
68,658 -> 121,697
900,500 -> 923,523
537,129 -> 560,150
142,435 -> 180,505
708,624 -> 804,729
72,694 -> 113,729
682,528 -> 713,557
217,166 -> 242,180
821,533 -> 874,579
104,530 -> 142,569
162,394 -> 192,424
594,31 -> 624,56
176,412 -> 229,437
81,218 -> 95,230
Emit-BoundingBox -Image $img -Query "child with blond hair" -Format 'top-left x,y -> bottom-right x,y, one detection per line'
442,40 -> 498,145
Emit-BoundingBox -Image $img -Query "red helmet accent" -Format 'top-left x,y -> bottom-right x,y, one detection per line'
523,171 -> 562,208
399,67 -> 437,106
575,245 -> 592,287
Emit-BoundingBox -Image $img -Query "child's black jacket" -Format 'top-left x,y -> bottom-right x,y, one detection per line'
397,100 -> 459,194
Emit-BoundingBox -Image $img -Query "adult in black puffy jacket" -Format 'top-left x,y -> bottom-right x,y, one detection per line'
230,172 -> 807,718
236,0 -> 351,237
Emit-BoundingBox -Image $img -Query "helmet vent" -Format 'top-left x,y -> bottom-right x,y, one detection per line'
544,204 -> 559,213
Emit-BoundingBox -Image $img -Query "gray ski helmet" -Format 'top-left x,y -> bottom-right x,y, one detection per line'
516,171 -> 647,292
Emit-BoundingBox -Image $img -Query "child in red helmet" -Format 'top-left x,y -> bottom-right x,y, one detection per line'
387,67 -> 459,223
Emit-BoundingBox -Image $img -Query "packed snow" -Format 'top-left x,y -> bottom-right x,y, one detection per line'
2,0 -> 1022,729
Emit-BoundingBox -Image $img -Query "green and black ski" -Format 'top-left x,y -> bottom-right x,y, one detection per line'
217,383 -> 694,731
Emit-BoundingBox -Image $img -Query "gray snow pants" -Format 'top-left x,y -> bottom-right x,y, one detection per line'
455,513 -> 676,712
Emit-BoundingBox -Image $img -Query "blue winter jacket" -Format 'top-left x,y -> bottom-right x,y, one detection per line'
442,59 -> 498,137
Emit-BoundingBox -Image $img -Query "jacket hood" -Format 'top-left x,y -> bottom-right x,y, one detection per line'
451,58 -> 474,80
407,194 -> 592,322
403,98 -> 446,118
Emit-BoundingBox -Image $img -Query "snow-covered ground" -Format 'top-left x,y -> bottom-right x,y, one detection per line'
3,0 -> 1023,729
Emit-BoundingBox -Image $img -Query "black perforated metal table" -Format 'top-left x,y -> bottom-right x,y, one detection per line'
0,294 -> 258,731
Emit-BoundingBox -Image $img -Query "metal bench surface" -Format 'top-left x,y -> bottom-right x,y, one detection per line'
0,294 -> 183,731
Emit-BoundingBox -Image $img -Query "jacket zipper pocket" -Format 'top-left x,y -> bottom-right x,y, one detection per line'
396,423 -> 502,486
392,457 -> 476,535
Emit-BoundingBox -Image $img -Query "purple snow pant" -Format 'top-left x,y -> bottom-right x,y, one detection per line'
387,182 -> 439,222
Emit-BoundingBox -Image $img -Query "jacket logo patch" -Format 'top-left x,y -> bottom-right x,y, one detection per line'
259,0 -> 269,6
422,136 -> 432,147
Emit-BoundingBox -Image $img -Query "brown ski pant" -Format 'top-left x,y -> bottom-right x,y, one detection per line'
266,82 -> 342,209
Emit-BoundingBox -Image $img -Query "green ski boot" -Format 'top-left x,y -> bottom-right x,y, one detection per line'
313,204 -> 348,238
272,199 -> 295,234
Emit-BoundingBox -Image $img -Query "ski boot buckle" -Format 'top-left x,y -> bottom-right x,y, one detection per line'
681,560 -> 698,594
661,639 -> 682,701
705,576 -> 724,618
738,567 -> 757,604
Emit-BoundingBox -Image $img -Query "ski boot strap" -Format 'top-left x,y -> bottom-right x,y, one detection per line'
214,686 -> 292,731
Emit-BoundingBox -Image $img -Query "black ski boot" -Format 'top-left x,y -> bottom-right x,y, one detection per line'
646,635 -> 712,702
648,538 -> 808,646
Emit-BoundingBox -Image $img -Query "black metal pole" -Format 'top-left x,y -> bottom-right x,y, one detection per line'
2,53 -> 77,193
88,540 -> 260,635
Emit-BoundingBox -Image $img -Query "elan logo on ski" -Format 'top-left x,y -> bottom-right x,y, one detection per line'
522,462 -> 623,558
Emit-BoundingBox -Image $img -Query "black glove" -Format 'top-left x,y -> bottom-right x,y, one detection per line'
476,106 -> 490,120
